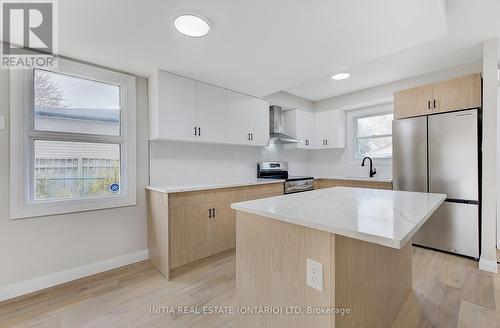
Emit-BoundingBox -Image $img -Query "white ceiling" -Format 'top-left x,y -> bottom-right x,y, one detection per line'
55,0 -> 452,99
286,0 -> 500,101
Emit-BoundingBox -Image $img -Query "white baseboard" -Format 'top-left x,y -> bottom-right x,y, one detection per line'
0,249 -> 149,302
479,257 -> 499,273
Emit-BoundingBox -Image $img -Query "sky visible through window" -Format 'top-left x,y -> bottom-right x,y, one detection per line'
33,69 -> 122,201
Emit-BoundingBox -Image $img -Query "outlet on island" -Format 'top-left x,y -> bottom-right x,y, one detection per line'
306,258 -> 323,291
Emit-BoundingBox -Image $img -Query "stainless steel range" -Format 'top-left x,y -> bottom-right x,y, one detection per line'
257,161 -> 314,194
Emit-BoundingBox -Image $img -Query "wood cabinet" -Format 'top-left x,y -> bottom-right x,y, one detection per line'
147,182 -> 284,279
314,178 -> 393,190
314,109 -> 346,148
432,74 -> 481,113
394,74 -> 481,119
169,202 -> 212,268
227,90 -> 270,146
283,109 -> 316,149
394,84 -> 433,119
149,70 -> 269,146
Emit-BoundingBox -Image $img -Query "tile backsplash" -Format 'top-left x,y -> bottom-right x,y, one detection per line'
150,141 -> 310,185
149,141 -> 392,186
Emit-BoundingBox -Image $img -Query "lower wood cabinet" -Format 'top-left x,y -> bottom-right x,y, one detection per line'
169,202 -> 213,269
147,183 -> 284,279
314,178 -> 393,190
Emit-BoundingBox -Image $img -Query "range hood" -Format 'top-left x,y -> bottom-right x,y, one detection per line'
269,105 -> 298,144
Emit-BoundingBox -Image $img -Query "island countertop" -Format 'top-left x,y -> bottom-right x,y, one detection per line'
231,186 -> 446,249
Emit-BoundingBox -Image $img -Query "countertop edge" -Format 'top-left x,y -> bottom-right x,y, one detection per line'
146,179 -> 285,194
315,176 -> 393,183
231,193 -> 446,250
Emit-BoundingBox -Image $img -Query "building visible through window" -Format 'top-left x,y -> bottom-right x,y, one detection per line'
33,69 -> 121,201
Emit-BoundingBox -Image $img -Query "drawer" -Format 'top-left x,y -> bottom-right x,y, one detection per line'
243,183 -> 284,198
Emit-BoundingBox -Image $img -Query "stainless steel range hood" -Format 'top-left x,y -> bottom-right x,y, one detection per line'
269,105 -> 298,144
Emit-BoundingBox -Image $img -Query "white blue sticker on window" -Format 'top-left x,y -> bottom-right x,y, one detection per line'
110,183 -> 120,193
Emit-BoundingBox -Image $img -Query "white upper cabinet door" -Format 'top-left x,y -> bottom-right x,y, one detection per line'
296,110 -> 315,148
150,70 -> 269,146
314,110 -> 328,148
157,71 -> 196,141
283,109 -> 315,149
195,82 -> 227,143
227,90 -> 269,146
250,98 -> 270,146
314,109 -> 346,148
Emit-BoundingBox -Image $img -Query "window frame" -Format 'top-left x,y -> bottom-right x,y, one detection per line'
10,58 -> 136,219
351,109 -> 393,161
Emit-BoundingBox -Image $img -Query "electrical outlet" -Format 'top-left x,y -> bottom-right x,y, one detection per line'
306,258 -> 323,291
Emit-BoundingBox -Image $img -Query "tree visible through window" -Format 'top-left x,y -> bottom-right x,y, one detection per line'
10,58 -> 136,219
33,69 -> 121,201
355,113 -> 393,159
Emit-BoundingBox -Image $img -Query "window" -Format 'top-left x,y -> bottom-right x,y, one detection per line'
355,113 -> 393,159
10,59 -> 136,219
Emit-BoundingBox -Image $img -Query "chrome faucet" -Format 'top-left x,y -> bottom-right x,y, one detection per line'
361,157 -> 377,177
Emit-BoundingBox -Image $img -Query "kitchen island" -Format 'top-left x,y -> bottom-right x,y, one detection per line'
231,187 -> 445,328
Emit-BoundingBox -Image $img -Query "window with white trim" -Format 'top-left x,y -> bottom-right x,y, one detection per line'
354,112 -> 393,159
10,59 -> 136,219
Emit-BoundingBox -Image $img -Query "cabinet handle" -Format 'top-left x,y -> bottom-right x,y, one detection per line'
305,139 -> 309,146
194,126 -> 197,136
208,208 -> 212,218
433,100 -> 436,109
428,101 -> 431,110
198,127 -> 201,136
213,208 -> 216,217
248,133 -> 251,141
250,133 -> 253,141
325,139 -> 328,146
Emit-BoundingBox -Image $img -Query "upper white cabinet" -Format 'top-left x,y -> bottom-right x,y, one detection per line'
314,109 -> 346,148
283,109 -> 315,149
150,71 -> 269,146
227,90 -> 269,146
195,82 -> 227,143
152,71 -> 197,141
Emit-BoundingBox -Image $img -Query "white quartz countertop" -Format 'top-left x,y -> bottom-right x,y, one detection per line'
231,187 -> 445,249
316,176 -> 393,183
146,178 -> 285,193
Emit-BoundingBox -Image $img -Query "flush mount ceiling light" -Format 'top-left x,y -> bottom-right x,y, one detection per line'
331,72 -> 351,81
174,14 -> 210,37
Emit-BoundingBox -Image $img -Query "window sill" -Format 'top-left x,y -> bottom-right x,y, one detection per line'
9,194 -> 136,220
349,158 -> 393,167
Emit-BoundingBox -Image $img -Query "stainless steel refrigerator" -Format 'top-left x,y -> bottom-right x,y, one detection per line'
393,109 -> 480,258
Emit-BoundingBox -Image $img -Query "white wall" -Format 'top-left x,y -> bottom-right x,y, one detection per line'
0,70 -> 149,292
150,142 -> 310,185
265,91 -> 314,112
480,38 -> 498,272
498,84 -> 500,250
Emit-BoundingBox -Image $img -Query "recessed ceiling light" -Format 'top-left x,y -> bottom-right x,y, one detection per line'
331,72 -> 351,80
174,14 -> 210,37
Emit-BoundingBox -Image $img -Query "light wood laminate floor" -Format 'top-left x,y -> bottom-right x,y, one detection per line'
1,247 -> 499,328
